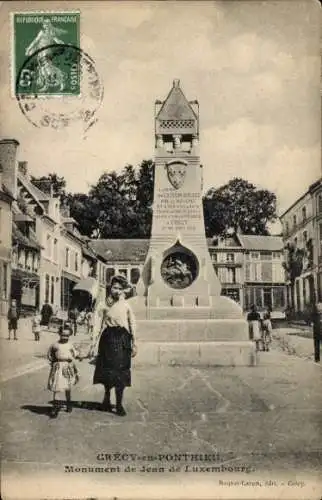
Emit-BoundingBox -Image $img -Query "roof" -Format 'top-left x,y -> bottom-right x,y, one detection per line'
238,235 -> 283,251
90,239 -> 150,263
12,223 -> 42,250
0,183 -> 14,200
82,244 -> 97,260
157,80 -> 197,121
17,173 -> 47,212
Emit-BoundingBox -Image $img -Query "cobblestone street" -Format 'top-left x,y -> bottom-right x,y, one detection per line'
1,321 -> 321,499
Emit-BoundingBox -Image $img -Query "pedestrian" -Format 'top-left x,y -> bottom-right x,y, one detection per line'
69,306 -> 78,336
247,304 -> 262,351
93,275 -> 137,416
32,309 -> 41,341
47,323 -> 80,418
40,300 -> 53,329
86,309 -> 94,337
7,299 -> 19,340
262,306 -> 273,352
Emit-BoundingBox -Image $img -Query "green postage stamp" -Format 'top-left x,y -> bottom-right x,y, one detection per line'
12,12 -> 80,96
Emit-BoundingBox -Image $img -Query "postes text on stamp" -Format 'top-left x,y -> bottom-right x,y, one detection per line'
13,12 -> 80,96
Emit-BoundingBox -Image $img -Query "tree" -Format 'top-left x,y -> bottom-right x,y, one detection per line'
31,173 -> 67,200
203,178 -> 277,237
283,242 -> 305,311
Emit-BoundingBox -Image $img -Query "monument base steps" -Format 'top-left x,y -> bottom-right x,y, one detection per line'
136,319 -> 248,342
133,341 -> 257,367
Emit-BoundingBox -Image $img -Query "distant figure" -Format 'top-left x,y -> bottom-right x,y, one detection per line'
47,324 -> 80,418
69,307 -> 78,336
41,300 -> 53,328
32,310 -> 42,342
262,306 -> 273,351
7,299 -> 19,340
247,304 -> 261,351
86,309 -> 94,336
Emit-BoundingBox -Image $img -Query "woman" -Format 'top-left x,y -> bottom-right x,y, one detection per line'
93,275 -> 137,416
262,306 -> 273,351
247,304 -> 262,351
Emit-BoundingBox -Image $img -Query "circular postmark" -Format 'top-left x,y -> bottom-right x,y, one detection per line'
15,44 -> 104,131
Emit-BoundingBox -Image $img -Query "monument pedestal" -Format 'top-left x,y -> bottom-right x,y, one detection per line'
131,80 -> 256,367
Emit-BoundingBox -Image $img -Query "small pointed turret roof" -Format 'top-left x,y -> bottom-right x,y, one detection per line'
157,79 -> 197,121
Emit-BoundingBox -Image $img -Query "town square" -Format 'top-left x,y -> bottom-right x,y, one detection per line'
0,1 -> 321,499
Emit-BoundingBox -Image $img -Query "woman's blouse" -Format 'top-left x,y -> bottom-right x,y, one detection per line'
101,297 -> 136,337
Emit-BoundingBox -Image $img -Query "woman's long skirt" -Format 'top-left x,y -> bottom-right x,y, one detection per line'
93,326 -> 132,388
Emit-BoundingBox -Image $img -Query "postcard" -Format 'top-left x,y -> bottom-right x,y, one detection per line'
0,1 -> 321,499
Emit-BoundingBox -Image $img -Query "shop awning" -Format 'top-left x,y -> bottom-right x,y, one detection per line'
73,277 -> 99,298
11,268 -> 40,284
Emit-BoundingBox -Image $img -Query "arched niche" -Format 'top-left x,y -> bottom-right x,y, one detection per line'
161,240 -> 199,289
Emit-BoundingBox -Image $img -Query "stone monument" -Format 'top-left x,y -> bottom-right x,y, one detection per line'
131,80 -> 255,366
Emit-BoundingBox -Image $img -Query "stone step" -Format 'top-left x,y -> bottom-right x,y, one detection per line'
144,307 -> 220,320
132,341 -> 256,366
136,319 -> 249,342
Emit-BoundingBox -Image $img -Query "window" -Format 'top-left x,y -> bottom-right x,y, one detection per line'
106,267 -> 115,284
272,286 -> 285,308
46,234 -> 51,257
65,248 -> 70,268
226,253 -> 235,263
319,195 -> 322,214
211,253 -> 217,263
75,252 -> 79,272
130,268 -> 140,284
285,221 -> 289,235
45,274 -> 50,303
293,215 -> 297,228
303,231 -> 308,243
51,276 -> 55,304
53,239 -> 58,262
302,206 -> 307,221
319,223 -> 322,242
261,252 -> 272,261
251,252 -> 260,260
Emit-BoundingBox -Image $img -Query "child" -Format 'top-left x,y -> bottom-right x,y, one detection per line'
262,307 -> 273,351
47,324 -> 80,418
32,310 -> 41,341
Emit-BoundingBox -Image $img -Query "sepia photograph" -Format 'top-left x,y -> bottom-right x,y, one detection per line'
0,1 -> 321,499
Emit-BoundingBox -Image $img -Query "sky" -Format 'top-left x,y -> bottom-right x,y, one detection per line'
0,0 -> 321,230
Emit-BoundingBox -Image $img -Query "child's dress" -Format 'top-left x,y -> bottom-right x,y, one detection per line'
32,315 -> 41,339
47,341 -> 79,392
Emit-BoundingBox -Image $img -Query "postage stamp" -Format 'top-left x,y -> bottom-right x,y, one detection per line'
12,12 -> 80,96
16,45 -> 104,132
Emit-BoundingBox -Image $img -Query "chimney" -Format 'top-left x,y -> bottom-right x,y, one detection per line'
173,79 -> 180,88
18,161 -> 28,177
0,139 -> 19,198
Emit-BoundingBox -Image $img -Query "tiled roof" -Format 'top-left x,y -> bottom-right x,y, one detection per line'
157,81 -> 197,121
90,239 -> 150,263
12,223 -> 41,250
238,235 -> 283,251
18,172 -> 49,205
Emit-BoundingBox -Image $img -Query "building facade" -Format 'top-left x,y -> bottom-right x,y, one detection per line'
0,139 -> 19,316
280,177 -> 322,314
